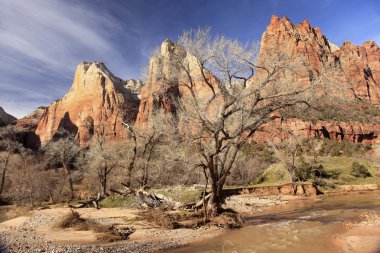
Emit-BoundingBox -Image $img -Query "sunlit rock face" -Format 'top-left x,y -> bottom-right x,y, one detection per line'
135,39 -> 221,127
135,39 -> 186,126
35,62 -> 139,145
0,107 -> 16,127
259,15 -> 380,104
28,16 -> 380,146
252,117 -> 380,145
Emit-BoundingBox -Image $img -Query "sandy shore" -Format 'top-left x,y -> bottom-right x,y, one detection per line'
0,194 -> 292,253
0,207 -> 226,253
0,195 -> 316,253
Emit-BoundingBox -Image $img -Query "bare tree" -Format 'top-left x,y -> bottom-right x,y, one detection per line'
45,130 -> 82,199
122,113 -> 177,189
152,28 -> 323,213
0,126 -> 23,198
86,138 -> 124,197
269,132 -> 305,189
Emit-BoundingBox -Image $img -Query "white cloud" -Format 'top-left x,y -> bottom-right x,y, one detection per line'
0,0 -> 130,117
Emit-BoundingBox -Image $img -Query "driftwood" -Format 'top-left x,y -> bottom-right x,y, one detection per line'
69,193 -> 103,209
194,193 -> 212,209
110,186 -> 135,196
134,189 -> 183,210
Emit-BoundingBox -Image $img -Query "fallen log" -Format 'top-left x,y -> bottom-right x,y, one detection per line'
69,193 -> 103,209
194,193 -> 211,209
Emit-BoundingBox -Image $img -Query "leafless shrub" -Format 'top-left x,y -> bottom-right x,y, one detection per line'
227,158 -> 268,186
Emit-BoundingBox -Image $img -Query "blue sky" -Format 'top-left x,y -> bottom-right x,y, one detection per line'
1,0 -> 379,118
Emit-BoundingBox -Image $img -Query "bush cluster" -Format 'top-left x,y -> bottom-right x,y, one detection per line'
350,162 -> 371,178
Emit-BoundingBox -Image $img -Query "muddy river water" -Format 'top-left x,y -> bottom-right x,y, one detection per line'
168,192 -> 380,253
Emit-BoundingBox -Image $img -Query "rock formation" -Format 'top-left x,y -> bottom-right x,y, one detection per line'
135,17 -> 380,144
13,106 -> 46,149
19,16 -> 380,146
135,39 -> 185,126
35,62 -> 139,145
259,15 -> 380,104
135,39 -> 220,126
0,107 -> 16,127
252,117 -> 380,145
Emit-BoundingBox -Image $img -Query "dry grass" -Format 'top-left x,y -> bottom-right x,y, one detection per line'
211,209 -> 245,229
54,209 -> 135,242
53,210 -> 91,230
140,209 -> 181,229
140,208 -> 244,229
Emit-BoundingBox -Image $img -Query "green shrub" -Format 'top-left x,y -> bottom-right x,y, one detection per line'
295,159 -> 341,182
319,140 -> 370,157
350,162 -> 371,178
99,195 -> 135,208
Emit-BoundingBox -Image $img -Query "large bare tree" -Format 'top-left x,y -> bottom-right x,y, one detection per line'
155,28 -> 325,213
45,130 -> 82,199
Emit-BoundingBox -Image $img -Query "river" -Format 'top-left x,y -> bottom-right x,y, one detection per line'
167,192 -> 380,253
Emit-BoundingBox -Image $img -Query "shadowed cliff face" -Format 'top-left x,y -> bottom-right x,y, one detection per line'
0,107 -> 16,127
259,15 -> 380,104
35,62 -> 140,145
12,107 -> 46,149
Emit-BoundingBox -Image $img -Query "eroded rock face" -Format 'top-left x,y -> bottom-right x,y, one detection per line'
35,62 -> 139,145
135,39 -> 188,126
0,107 -> 16,127
135,39 -> 221,127
259,15 -> 380,104
13,106 -> 46,149
253,117 -> 380,144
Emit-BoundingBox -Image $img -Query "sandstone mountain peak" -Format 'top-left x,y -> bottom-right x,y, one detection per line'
260,15 -> 380,104
0,107 -> 17,127
362,40 -> 379,49
12,16 -> 380,147
35,61 -> 139,145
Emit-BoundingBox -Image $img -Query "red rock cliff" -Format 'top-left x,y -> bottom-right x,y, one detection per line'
252,117 -> 380,145
35,62 -> 139,145
259,15 -> 380,104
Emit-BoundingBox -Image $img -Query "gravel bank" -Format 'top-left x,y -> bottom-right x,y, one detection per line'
0,208 -> 223,253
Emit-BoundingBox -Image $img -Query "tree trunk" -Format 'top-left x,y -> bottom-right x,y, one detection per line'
123,124 -> 137,188
100,167 -> 108,197
208,176 -> 223,215
0,153 -> 10,196
63,164 -> 74,199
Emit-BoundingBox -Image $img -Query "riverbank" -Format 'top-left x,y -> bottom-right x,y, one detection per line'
0,193 -> 297,253
0,207 -> 226,253
0,189 -> 379,253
